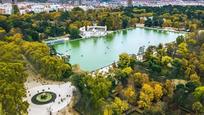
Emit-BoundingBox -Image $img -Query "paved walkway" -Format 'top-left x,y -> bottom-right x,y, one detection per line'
27,83 -> 75,115
24,55 -> 77,115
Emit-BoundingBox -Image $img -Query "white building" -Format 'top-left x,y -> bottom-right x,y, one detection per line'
1,0 -> 17,4
80,25 -> 108,38
17,3 -> 76,14
31,4 -> 48,13
0,3 -> 12,15
49,4 -> 62,11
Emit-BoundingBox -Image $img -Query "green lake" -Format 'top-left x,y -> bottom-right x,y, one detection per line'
54,28 -> 183,71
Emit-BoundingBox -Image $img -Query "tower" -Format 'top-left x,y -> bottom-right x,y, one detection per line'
128,0 -> 133,7
12,0 -> 15,4
79,0 -> 82,5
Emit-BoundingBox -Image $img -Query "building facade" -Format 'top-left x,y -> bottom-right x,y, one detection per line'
127,0 -> 133,7
1,0 -> 17,4
0,3 -> 13,14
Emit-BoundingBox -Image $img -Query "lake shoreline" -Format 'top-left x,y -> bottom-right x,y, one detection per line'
54,27 -> 182,71
90,27 -> 188,73
45,26 -> 186,45
136,26 -> 188,34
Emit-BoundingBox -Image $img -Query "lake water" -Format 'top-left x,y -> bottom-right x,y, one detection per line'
54,28 -> 183,71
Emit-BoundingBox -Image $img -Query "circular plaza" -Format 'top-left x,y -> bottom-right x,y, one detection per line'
26,82 -> 74,115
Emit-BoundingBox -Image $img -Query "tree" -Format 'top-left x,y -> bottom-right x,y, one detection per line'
111,97 -> 129,114
122,17 -> 129,29
144,17 -> 164,27
189,23 -> 198,31
23,29 -> 39,41
118,53 -> 131,69
176,42 -> 188,57
194,86 -> 204,101
132,72 -> 149,87
143,102 -> 166,115
122,67 -> 133,75
0,42 -> 23,63
192,101 -> 204,114
122,86 -> 136,103
105,14 -> 122,30
103,105 -> 113,115
21,41 -> 72,80
144,46 -> 156,59
40,56 -> 72,80
0,27 -> 6,39
0,62 -> 28,115
68,24 -> 80,39
12,4 -> 20,14
114,67 -> 133,85
176,36 -> 185,45
138,84 -> 154,109
164,80 -> 174,97
166,44 -> 176,57
144,18 -> 152,27
72,74 -> 112,114
154,83 -> 163,101
146,56 -> 162,73
86,76 -> 112,105
129,18 -> 138,27
162,19 -> 172,27
152,17 -> 164,27
190,74 -> 200,84
161,56 -> 172,66
0,102 -> 3,115
59,11 -> 70,21
171,58 -> 184,77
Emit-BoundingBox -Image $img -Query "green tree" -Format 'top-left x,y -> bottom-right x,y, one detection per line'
111,97 -> 129,114
122,17 -> 129,29
138,84 -> 154,109
190,74 -> 200,84
161,56 -> 172,66
12,5 -> 20,14
194,86 -> 204,101
71,74 -> 112,114
122,86 -> 136,103
176,42 -> 188,57
118,53 -> 131,69
176,36 -> 185,45
0,62 -> 28,115
40,56 -> 72,80
153,83 -> 163,101
164,80 -> 174,97
192,101 -> 204,114
68,24 -> 80,39
132,72 -> 149,87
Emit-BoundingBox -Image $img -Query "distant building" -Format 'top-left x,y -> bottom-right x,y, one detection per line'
0,3 -> 12,14
1,0 -> 17,4
127,0 -> 133,7
80,25 -> 108,38
71,0 -> 86,5
47,0 -> 60,3
79,0 -> 82,5
81,0 -> 86,5
17,2 -> 81,14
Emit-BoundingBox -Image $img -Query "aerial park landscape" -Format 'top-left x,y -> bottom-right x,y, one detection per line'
54,27 -> 183,71
0,0 -> 204,115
